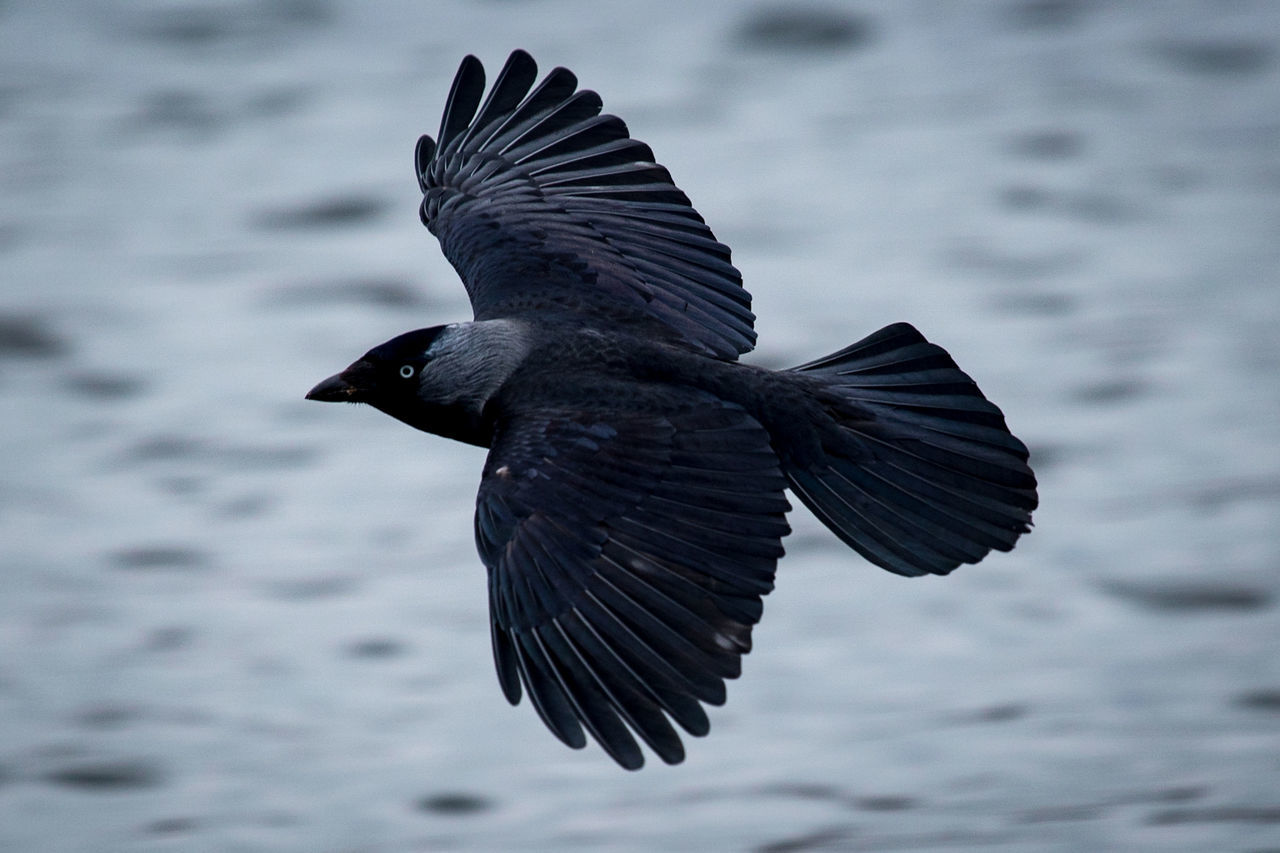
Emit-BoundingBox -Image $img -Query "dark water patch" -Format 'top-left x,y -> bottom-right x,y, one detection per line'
944,703 -> 1030,726
0,313 -> 69,359
756,825 -> 853,853
736,6 -> 875,53
263,0 -> 331,27
1040,785 -> 1207,816
1150,786 -> 1209,803
1026,442 -> 1068,473
1064,192 -> 1138,224
945,245 -> 1084,281
244,86 -> 313,119
129,435 -> 201,462
1187,476 -> 1280,512
758,782 -> 850,803
267,277 -> 429,310
1070,378 -> 1147,405
1153,40 -> 1273,76
998,184 -> 1051,212
1100,580 -> 1272,613
222,443 -> 316,470
110,545 -> 209,571
344,637 -> 406,659
121,0 -> 331,48
0,81 -> 18,119
266,573 -> 358,600
970,703 -> 1029,723
1003,0 -> 1092,31
1018,788 -> 1198,819
1081,314 -> 1168,368
1153,163 -> 1204,193
62,372 -> 147,401
145,816 -> 198,835
1235,688 -> 1280,713
996,186 -> 1138,223
217,493 -> 273,520
126,434 -> 316,471
255,810 -> 301,828
145,626 -> 194,651
988,289 -> 1076,317
1117,785 -> 1211,805
755,783 -> 916,812
1008,129 -> 1085,161
253,195 -> 388,230
157,475 -> 205,496
1146,805 -> 1280,825
1017,804 -> 1104,823
75,705 -> 141,730
130,90 -> 223,136
416,792 -> 493,816
775,828 -> 1013,850
44,759 -> 166,791
0,222 -> 24,251
126,6 -> 237,46
855,795 -> 915,812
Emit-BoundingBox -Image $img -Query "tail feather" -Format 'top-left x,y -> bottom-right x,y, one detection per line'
786,323 -> 1038,577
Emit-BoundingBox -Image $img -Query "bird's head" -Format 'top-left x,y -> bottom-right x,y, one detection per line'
305,320 -> 530,447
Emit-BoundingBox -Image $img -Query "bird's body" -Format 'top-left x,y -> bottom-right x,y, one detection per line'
307,50 -> 1038,769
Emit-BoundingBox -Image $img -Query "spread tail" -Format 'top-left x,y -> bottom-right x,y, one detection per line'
784,323 -> 1038,576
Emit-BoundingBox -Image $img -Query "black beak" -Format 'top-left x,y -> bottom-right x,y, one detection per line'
305,361 -> 375,402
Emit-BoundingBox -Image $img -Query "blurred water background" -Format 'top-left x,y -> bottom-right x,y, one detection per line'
2,1 -> 1279,850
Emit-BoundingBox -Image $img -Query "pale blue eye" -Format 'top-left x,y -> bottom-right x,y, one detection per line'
399,364 -> 415,379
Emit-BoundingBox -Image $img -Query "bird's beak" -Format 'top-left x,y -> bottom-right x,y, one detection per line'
305,360 -> 375,402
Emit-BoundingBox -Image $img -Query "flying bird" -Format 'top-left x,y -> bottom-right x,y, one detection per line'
306,50 -> 1038,769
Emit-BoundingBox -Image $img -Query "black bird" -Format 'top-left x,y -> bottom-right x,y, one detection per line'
306,50 -> 1038,770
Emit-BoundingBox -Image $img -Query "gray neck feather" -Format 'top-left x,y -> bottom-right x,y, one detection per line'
418,319 -> 531,413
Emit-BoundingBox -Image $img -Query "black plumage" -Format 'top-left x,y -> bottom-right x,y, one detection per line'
417,49 -> 755,361
306,50 -> 1038,769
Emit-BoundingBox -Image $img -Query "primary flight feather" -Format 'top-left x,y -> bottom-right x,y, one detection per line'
307,49 -> 1038,769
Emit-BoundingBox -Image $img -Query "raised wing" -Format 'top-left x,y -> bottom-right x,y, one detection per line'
474,392 -> 790,768
416,50 -> 756,360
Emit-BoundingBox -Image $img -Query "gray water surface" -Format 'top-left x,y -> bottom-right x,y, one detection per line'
3,1 -> 1279,850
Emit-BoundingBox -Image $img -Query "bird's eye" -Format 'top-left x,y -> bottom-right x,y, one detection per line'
399,364 -> 416,379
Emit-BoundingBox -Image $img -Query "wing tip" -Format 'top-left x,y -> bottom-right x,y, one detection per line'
437,54 -> 487,151
415,134 -> 436,192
